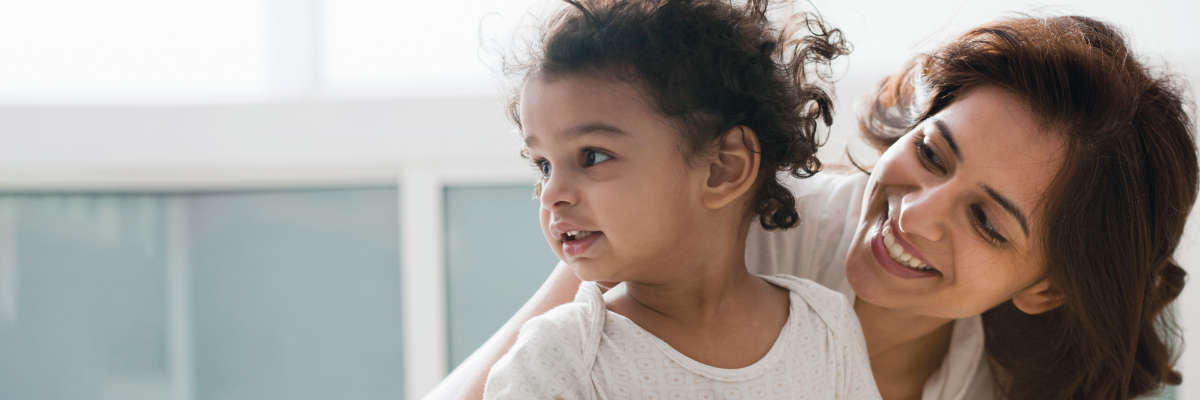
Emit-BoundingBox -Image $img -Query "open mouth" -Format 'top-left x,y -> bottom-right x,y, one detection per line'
560,230 -> 603,258
880,223 -> 936,272
561,230 -> 598,241
870,212 -> 941,279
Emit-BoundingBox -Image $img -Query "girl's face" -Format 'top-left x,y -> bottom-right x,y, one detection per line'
520,74 -> 712,283
844,85 -> 1067,319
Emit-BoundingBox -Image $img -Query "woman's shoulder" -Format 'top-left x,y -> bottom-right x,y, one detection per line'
744,170 -> 867,288
780,167 -> 869,203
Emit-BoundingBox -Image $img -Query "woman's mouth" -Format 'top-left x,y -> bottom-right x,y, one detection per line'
870,215 -> 941,279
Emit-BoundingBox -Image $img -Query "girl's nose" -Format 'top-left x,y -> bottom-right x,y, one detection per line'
538,172 -> 578,210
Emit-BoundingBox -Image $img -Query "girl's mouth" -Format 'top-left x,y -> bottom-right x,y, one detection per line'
561,230 -> 603,258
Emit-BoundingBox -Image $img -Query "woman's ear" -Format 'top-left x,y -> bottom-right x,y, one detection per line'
1011,278 -> 1066,315
702,126 -> 761,210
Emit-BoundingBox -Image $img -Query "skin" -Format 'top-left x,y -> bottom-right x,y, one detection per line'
428,85 -> 1068,400
847,86 -> 1067,399
523,72 -> 790,370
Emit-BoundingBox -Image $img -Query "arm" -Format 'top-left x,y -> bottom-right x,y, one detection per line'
425,261 -> 581,400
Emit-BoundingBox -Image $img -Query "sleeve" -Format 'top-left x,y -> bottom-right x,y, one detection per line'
483,304 -> 595,399
835,299 -> 883,400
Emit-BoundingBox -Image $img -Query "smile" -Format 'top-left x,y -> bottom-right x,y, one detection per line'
881,224 -> 935,271
869,214 -> 941,279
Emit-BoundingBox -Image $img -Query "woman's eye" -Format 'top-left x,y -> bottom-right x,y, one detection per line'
970,204 -> 1008,245
913,134 -> 947,173
583,149 -> 613,166
534,159 -> 551,178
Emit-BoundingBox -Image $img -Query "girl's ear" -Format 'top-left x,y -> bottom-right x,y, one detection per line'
1011,277 -> 1066,315
702,126 -> 761,210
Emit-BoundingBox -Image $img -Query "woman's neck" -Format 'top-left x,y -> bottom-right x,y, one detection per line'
854,298 -> 955,400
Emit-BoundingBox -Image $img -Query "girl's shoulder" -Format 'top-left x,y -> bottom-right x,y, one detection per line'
517,280 -> 607,358
760,274 -> 854,329
484,282 -> 605,399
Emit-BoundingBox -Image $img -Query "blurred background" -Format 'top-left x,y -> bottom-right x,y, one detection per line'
0,1 -> 1194,399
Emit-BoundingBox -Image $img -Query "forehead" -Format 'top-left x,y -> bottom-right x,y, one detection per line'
519,73 -> 673,145
933,86 -> 1066,223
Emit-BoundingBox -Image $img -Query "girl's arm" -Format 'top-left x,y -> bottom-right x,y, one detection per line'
425,261 -> 581,400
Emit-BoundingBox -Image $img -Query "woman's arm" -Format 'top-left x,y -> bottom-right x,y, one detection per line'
424,261 -> 581,400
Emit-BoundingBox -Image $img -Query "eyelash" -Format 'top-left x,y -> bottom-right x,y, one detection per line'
530,148 -> 613,180
911,133 -> 1009,246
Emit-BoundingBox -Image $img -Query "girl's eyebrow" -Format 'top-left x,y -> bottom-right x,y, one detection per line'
523,122 -> 627,146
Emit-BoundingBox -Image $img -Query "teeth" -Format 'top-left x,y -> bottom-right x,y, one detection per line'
563,230 -> 593,241
881,225 -> 935,272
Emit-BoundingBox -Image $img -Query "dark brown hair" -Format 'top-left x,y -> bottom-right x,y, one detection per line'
860,16 -> 1198,399
512,0 -> 849,229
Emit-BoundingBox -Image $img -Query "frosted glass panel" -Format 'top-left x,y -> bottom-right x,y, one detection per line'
444,184 -> 558,368
188,188 -> 404,400
0,187 -> 404,400
0,195 -> 170,400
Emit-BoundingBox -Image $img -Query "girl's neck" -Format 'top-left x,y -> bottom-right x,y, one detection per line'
618,259 -> 757,324
609,217 -> 759,325
854,298 -> 955,400
603,232 -> 791,368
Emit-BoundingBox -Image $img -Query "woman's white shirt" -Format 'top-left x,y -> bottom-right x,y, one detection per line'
743,171 -> 995,400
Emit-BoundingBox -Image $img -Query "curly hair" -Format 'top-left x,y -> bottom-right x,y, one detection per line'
859,16 -> 1197,399
510,0 -> 849,230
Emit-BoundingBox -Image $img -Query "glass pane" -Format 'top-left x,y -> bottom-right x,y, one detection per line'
444,184 -> 558,368
188,187 -> 404,400
0,194 -> 170,399
0,187 -> 405,400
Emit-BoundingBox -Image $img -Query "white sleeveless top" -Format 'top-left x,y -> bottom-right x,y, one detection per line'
744,171 -> 995,400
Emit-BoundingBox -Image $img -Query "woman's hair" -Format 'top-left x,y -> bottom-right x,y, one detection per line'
511,0 -> 849,230
860,16 -> 1198,399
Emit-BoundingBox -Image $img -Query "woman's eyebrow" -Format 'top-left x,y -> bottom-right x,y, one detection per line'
933,119 -> 961,160
981,184 -> 1030,237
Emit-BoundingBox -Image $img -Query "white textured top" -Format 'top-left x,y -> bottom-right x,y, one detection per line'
483,274 -> 883,400
744,171 -> 995,400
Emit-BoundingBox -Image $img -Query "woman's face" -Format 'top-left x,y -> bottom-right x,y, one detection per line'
844,85 -> 1067,320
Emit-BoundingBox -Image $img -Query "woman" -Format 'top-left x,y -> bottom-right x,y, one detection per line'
433,14 -> 1197,400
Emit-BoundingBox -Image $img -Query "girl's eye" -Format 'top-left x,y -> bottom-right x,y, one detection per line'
534,159 -> 551,179
583,149 -> 613,166
913,134 -> 947,174
970,204 -> 1008,245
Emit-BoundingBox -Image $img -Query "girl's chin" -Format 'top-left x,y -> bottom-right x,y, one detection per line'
569,260 -> 618,282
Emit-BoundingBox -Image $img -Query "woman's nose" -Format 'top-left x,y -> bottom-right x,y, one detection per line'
897,184 -> 952,243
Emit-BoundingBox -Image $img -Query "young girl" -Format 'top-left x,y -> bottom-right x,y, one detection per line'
483,1 -> 880,398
